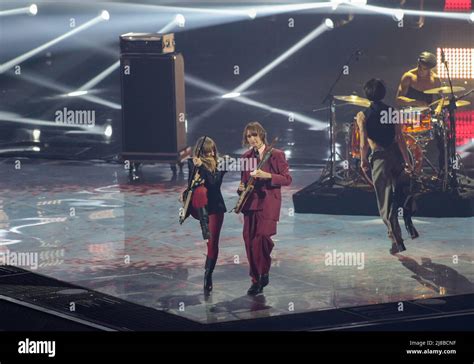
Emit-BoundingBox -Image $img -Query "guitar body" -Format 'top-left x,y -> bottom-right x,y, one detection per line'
233,137 -> 278,214
234,185 -> 254,214
180,186 -> 204,224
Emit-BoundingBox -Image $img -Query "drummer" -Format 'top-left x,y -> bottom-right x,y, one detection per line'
396,51 -> 445,172
396,51 -> 441,108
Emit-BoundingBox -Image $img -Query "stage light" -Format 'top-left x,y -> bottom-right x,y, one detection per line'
67,60 -> 120,97
227,22 -> 329,96
444,0 -> 472,11
32,147 -> 41,152
0,5 -> 38,17
222,92 -> 241,99
437,47 -> 474,79
284,150 -> 292,158
324,18 -> 335,29
0,13 -> 110,74
29,4 -> 37,15
186,74 -> 327,131
247,9 -> 257,19
67,90 -> 88,97
346,2 -> 471,21
104,125 -> 113,138
470,12 -> 474,23
392,9 -> 404,21
32,129 -> 41,142
100,10 -> 110,21
175,14 -> 185,27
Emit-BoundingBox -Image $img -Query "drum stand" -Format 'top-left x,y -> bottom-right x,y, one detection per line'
315,50 -> 362,189
439,50 -> 459,192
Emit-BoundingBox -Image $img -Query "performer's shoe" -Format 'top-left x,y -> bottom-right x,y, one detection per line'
197,207 -> 210,240
390,241 -> 406,255
259,274 -> 269,288
204,256 -> 217,293
403,215 -> 419,240
247,274 -> 269,295
247,282 -> 262,296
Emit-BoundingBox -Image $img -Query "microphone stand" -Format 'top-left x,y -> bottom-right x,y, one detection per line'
317,49 -> 361,188
440,48 -> 458,192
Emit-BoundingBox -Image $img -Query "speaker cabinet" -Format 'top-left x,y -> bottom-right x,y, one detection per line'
120,52 -> 187,162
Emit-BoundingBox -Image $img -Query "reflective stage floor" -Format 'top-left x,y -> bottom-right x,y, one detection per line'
0,159 -> 473,325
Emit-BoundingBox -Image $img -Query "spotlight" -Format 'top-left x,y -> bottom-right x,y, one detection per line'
32,146 -> 41,152
32,129 -> 41,142
392,9 -> 404,21
67,90 -> 88,97
324,18 -> 334,29
100,10 -> 110,21
222,92 -> 241,99
29,4 -> 37,15
175,14 -> 185,27
104,125 -> 113,138
247,8 -> 257,19
284,150 -> 292,158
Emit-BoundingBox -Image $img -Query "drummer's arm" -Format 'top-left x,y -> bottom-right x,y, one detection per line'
431,74 -> 442,103
395,124 -> 412,170
397,73 -> 426,107
356,112 -> 370,171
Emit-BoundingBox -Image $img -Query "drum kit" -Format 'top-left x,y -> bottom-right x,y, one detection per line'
331,85 -> 471,189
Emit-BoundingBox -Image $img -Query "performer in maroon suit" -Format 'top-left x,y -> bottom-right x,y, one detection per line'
238,122 -> 292,295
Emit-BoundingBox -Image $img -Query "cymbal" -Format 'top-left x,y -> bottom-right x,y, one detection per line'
429,98 -> 471,108
334,95 -> 371,107
424,86 -> 465,94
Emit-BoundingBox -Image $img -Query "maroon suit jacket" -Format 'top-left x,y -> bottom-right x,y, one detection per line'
240,146 -> 292,221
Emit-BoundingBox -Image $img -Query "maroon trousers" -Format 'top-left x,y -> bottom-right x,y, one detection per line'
243,210 -> 277,283
207,213 -> 224,260
191,186 -> 224,260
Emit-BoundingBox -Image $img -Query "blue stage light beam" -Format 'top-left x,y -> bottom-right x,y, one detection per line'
0,10 -> 110,74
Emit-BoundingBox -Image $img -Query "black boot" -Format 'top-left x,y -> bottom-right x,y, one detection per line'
204,256 -> 217,293
390,241 -> 406,255
247,282 -> 261,296
197,207 -> 210,240
259,274 -> 269,289
404,214 -> 419,240
247,274 -> 269,296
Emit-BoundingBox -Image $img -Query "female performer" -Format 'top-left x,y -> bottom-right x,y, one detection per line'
185,137 -> 226,294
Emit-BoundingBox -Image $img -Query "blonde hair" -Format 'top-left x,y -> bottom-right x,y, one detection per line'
242,121 -> 267,147
193,136 -> 218,172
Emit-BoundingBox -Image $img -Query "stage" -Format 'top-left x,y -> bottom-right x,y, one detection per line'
1,159 -> 472,328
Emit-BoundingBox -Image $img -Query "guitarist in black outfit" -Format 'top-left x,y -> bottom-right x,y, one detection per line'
183,137 -> 226,294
